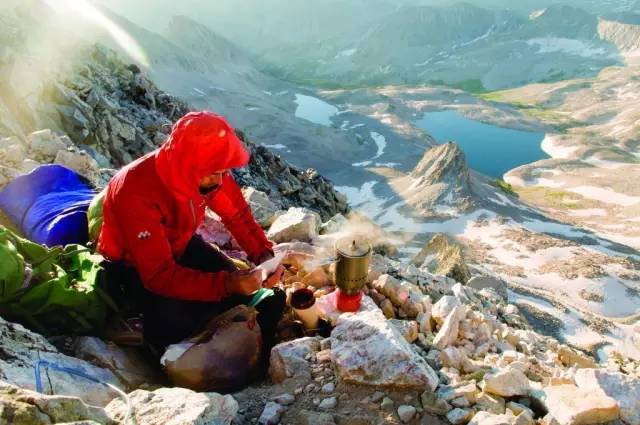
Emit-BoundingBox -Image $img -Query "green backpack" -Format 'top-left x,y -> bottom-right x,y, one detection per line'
0,226 -> 116,335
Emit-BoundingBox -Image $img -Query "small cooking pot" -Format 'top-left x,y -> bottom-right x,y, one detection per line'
334,238 -> 371,295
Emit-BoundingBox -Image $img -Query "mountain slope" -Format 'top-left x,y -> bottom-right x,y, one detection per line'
262,3 -> 622,90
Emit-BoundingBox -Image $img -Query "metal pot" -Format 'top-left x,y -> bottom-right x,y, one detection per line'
334,238 -> 371,295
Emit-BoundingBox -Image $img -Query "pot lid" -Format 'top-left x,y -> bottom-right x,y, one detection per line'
336,238 -> 371,257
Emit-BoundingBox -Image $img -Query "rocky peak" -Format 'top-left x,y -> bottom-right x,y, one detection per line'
400,142 -> 474,215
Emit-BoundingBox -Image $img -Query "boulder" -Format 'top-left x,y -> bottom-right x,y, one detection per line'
556,345 -> 597,369
73,336 -> 162,390
27,129 -> 69,161
432,295 -> 461,325
267,207 -> 321,243
0,317 -> 121,407
370,274 -> 424,318
482,369 -> 530,397
433,306 -> 463,349
412,233 -> 470,283
54,149 -> 100,182
0,381 -> 114,425
467,276 -> 508,299
331,302 -> 439,390
242,187 -> 279,228
269,337 -> 321,383
106,387 -> 238,425
542,384 -> 619,425
469,411 -> 515,425
574,368 -> 640,425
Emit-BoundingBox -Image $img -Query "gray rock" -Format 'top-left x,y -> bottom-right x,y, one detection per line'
398,405 -> 417,423
259,402 -> 286,425
273,393 -> 296,406
269,337 -> 321,383
467,276 -> 508,299
242,187 -> 279,228
0,381 -> 114,425
296,409 -> 336,425
0,317 -> 121,407
421,391 -> 451,415
331,299 -> 439,390
447,408 -> 474,425
321,382 -> 335,394
390,319 -> 419,343
106,387 -> 238,425
380,397 -> 394,411
267,207 -> 321,243
319,397 -> 337,410
73,336 -> 161,390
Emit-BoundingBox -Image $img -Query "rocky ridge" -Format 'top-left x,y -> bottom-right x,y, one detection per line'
0,43 -> 347,221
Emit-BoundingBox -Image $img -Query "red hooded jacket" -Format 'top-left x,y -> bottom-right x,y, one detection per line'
97,112 -> 273,302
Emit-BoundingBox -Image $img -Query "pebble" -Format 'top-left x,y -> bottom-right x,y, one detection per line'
397,405 -> 417,423
294,387 -> 303,395
360,396 -> 371,404
381,397 -> 394,411
305,383 -> 317,393
313,398 -> 320,406
319,396 -> 337,409
321,382 -> 335,393
273,393 -> 295,406
446,408 -> 473,425
258,402 -> 285,425
371,391 -> 385,403
451,396 -> 470,408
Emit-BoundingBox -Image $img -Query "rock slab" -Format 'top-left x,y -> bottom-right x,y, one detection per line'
574,368 -> 640,425
106,387 -> 238,425
543,384 -> 619,425
331,303 -> 439,390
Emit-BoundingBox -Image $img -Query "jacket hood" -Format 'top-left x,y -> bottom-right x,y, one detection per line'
155,111 -> 250,200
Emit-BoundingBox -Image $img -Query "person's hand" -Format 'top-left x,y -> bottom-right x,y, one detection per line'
224,269 -> 262,296
263,265 -> 285,289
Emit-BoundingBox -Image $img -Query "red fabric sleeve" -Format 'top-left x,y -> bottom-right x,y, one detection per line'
207,173 -> 273,263
112,193 -> 230,302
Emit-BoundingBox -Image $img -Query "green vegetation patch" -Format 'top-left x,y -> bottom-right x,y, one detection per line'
492,179 -> 518,197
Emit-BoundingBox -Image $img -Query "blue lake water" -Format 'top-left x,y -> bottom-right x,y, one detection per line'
416,110 -> 548,178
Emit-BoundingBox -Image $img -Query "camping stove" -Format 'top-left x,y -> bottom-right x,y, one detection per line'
334,237 -> 371,296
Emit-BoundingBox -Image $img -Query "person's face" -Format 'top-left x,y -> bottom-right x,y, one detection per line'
199,170 -> 228,195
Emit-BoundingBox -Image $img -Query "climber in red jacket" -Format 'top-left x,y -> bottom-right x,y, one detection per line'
98,111 -> 285,348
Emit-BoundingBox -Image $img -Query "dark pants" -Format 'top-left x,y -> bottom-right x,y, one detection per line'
103,236 -> 285,350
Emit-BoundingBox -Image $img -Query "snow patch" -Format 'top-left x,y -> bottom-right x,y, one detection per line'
568,186 -> 640,206
334,48 -> 357,59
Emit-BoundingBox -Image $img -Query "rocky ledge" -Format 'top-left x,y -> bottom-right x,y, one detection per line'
2,206 -> 640,425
